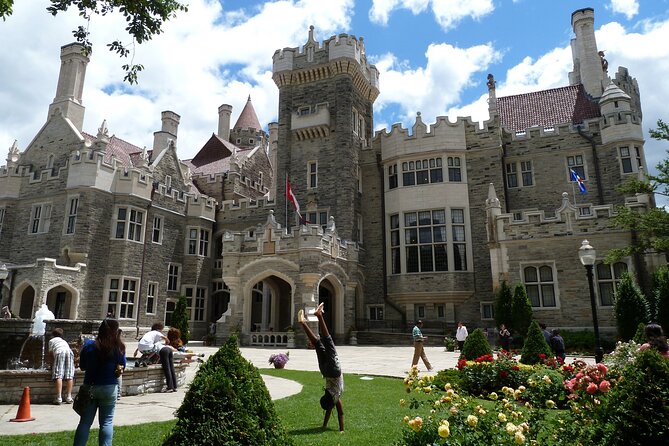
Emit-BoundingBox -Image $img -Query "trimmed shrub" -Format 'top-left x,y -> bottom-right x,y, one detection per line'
511,283 -> 533,340
461,328 -> 493,360
632,322 -> 646,344
170,295 -> 191,344
494,281 -> 513,328
432,368 -> 462,391
520,321 -> 553,365
614,272 -> 649,341
524,366 -> 569,408
589,349 -> 669,446
654,267 -> 669,333
561,330 -> 616,354
162,336 -> 293,445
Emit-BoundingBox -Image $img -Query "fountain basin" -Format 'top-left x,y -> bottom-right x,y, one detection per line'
0,363 -> 188,404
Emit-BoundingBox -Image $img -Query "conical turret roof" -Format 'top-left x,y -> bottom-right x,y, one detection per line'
233,96 -> 262,131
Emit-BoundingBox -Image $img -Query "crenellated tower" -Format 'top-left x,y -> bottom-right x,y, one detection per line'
272,26 -> 379,241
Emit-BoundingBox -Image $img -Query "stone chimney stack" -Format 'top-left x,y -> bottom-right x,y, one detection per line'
218,104 -> 233,141
569,8 -> 606,98
48,43 -> 90,131
153,111 -> 180,152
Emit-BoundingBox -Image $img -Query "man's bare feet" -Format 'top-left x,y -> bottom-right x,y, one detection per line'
298,309 -> 305,323
314,302 -> 325,317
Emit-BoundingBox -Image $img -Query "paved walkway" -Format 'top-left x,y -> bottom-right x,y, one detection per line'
0,343 -> 591,436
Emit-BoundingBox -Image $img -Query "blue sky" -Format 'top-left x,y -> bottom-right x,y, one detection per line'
1,0 -> 668,206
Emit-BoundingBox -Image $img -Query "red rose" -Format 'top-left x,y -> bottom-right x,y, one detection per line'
586,383 -> 598,395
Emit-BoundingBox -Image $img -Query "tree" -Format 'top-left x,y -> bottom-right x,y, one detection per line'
614,272 -> 649,341
170,295 -> 190,344
653,266 -> 669,333
511,283 -> 533,339
494,281 -> 513,329
1,1 -> 188,84
607,119 -> 669,261
520,320 -> 553,365
461,328 -> 493,361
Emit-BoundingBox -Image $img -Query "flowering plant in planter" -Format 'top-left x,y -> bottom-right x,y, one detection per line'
268,352 -> 290,368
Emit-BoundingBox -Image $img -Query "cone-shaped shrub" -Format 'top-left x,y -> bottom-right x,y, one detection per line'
461,328 -> 493,360
494,281 -> 513,328
520,321 -> 553,365
632,322 -> 647,344
163,336 -> 293,445
654,267 -> 669,334
511,284 -> 533,340
170,295 -> 191,344
614,272 -> 649,341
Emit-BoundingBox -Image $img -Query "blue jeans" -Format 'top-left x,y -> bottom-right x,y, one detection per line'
73,384 -> 118,446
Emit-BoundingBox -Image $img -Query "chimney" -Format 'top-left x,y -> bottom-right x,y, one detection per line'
153,111 -> 180,152
48,43 -> 90,131
218,104 -> 233,141
569,8 -> 606,98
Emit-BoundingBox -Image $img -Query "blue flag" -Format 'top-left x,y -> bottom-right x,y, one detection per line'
570,168 -> 587,194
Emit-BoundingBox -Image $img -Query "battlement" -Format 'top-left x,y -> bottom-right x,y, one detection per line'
219,197 -> 276,212
185,194 -> 216,220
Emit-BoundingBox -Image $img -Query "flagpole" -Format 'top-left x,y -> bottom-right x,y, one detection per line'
571,181 -> 576,206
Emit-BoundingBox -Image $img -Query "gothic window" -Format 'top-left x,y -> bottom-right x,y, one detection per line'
451,209 -> 467,271
404,209 -> 447,273
523,265 -> 558,308
388,164 -> 398,189
521,161 -> 533,186
65,196 -> 78,235
152,215 -> 163,244
447,157 -> 461,182
596,262 -> 628,306
167,263 -> 181,292
402,158 -> 443,186
369,305 -> 384,321
390,214 -> 401,274
567,155 -> 586,180
506,163 -> 518,188
184,287 -> 207,321
113,206 -> 144,242
620,146 -> 642,174
481,302 -> 495,320
308,161 -> 318,188
186,227 -> 210,256
146,282 -> 157,314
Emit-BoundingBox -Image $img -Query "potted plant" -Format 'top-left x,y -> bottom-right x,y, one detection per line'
268,352 -> 290,369
444,336 -> 457,352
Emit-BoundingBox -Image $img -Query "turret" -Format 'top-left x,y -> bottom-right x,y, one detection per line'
218,104 -> 232,141
569,8 -> 607,98
152,111 -> 180,152
48,43 -> 90,130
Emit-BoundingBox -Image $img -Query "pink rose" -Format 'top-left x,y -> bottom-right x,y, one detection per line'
597,363 -> 608,375
586,383 -> 598,395
599,380 -> 611,393
576,372 -> 584,380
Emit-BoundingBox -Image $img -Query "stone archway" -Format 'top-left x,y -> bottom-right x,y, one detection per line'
17,285 -> 36,319
318,279 -> 336,334
211,282 -> 230,323
247,276 -> 292,334
45,284 -> 78,319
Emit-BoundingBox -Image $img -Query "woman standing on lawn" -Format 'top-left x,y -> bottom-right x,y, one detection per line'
73,319 -> 126,446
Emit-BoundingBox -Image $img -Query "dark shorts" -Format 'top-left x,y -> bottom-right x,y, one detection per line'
315,335 -> 341,378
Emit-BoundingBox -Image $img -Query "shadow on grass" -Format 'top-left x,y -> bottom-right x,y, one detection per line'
288,427 -> 328,436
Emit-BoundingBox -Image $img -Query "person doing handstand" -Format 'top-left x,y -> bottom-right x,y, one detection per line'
298,303 -> 345,432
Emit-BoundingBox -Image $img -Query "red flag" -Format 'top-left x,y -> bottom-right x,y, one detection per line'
286,179 -> 302,218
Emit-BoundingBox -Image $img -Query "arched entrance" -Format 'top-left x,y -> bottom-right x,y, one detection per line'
18,286 -> 36,319
318,279 -> 336,333
46,285 -> 75,319
211,282 -> 230,323
248,276 -> 292,333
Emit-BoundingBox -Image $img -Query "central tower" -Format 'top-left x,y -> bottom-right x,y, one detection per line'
272,26 -> 379,241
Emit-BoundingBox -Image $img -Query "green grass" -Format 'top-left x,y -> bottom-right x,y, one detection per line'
0,369 -> 408,446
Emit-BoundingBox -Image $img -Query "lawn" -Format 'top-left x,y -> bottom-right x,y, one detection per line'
0,369 -> 410,446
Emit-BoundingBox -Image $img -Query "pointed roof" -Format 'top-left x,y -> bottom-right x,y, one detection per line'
83,132 -> 144,167
497,84 -> 600,132
233,95 -> 262,131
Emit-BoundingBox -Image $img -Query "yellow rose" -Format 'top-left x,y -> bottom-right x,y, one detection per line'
518,385 -> 526,392
498,413 -> 507,423
418,379 -> 425,387
438,424 -> 451,438
403,415 -> 410,423
506,422 -> 518,435
441,419 -> 450,427
450,406 -> 459,416
444,383 -> 452,390
489,392 -> 498,400
514,389 -> 522,399
546,400 -> 555,409
423,386 -> 432,394
519,422 -> 529,432
515,430 -> 526,444
542,375 -> 551,384
467,415 -> 478,427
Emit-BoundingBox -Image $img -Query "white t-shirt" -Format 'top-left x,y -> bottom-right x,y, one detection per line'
138,330 -> 166,352
456,326 -> 468,341
48,337 -> 71,355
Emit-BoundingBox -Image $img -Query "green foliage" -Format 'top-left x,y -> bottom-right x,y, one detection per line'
588,349 -> 669,446
520,321 -> 553,365
170,295 -> 190,344
632,322 -> 647,344
614,272 -> 650,340
2,1 -> 188,84
524,367 -> 568,408
461,328 -> 493,361
494,281 -> 513,328
654,267 -> 669,333
163,336 -> 293,445
511,284 -> 533,339
458,351 -> 532,396
603,340 -> 641,376
443,336 -> 457,351
432,368 -> 462,390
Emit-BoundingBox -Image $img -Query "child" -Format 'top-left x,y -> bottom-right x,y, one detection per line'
48,328 -> 75,404
298,303 -> 345,432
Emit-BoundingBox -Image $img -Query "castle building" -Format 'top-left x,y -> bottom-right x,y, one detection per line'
0,8 -> 664,344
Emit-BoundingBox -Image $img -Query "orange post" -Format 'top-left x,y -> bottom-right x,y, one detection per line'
10,386 -> 36,422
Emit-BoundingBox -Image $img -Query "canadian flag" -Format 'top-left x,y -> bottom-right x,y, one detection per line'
286,178 -> 302,218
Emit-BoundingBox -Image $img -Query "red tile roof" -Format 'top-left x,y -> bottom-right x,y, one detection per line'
233,96 -> 262,131
497,84 -> 600,132
82,132 -> 144,167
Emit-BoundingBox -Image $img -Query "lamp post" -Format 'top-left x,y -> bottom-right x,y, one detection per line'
0,263 -> 8,307
578,240 -> 604,363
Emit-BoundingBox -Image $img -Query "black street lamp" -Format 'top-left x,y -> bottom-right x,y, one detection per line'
0,263 -> 8,305
578,240 -> 604,363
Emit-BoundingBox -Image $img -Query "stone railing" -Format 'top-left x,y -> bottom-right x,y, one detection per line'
249,331 -> 295,348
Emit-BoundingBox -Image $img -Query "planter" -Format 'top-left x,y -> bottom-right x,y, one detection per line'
273,363 -> 285,369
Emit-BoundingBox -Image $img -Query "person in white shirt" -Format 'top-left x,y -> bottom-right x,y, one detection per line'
48,328 -> 74,404
138,322 -> 168,354
456,322 -> 468,351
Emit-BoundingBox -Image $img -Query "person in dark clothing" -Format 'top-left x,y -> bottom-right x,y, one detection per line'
498,324 -> 511,351
298,303 -> 345,432
550,329 -> 566,361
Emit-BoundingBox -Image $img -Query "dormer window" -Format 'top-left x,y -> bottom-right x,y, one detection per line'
236,138 -> 242,144
298,107 -> 310,116
249,138 -> 254,145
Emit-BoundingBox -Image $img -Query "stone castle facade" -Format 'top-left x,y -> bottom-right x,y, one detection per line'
0,8 -> 664,344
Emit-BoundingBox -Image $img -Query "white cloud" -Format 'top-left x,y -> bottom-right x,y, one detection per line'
609,0 -> 639,20
369,0 -> 493,31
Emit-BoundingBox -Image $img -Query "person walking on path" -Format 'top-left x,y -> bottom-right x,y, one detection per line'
456,322 -> 468,351
298,303 -> 345,432
550,329 -> 566,362
48,328 -> 74,405
540,323 -> 552,345
498,324 -> 511,351
411,320 -> 432,371
73,318 -> 126,446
